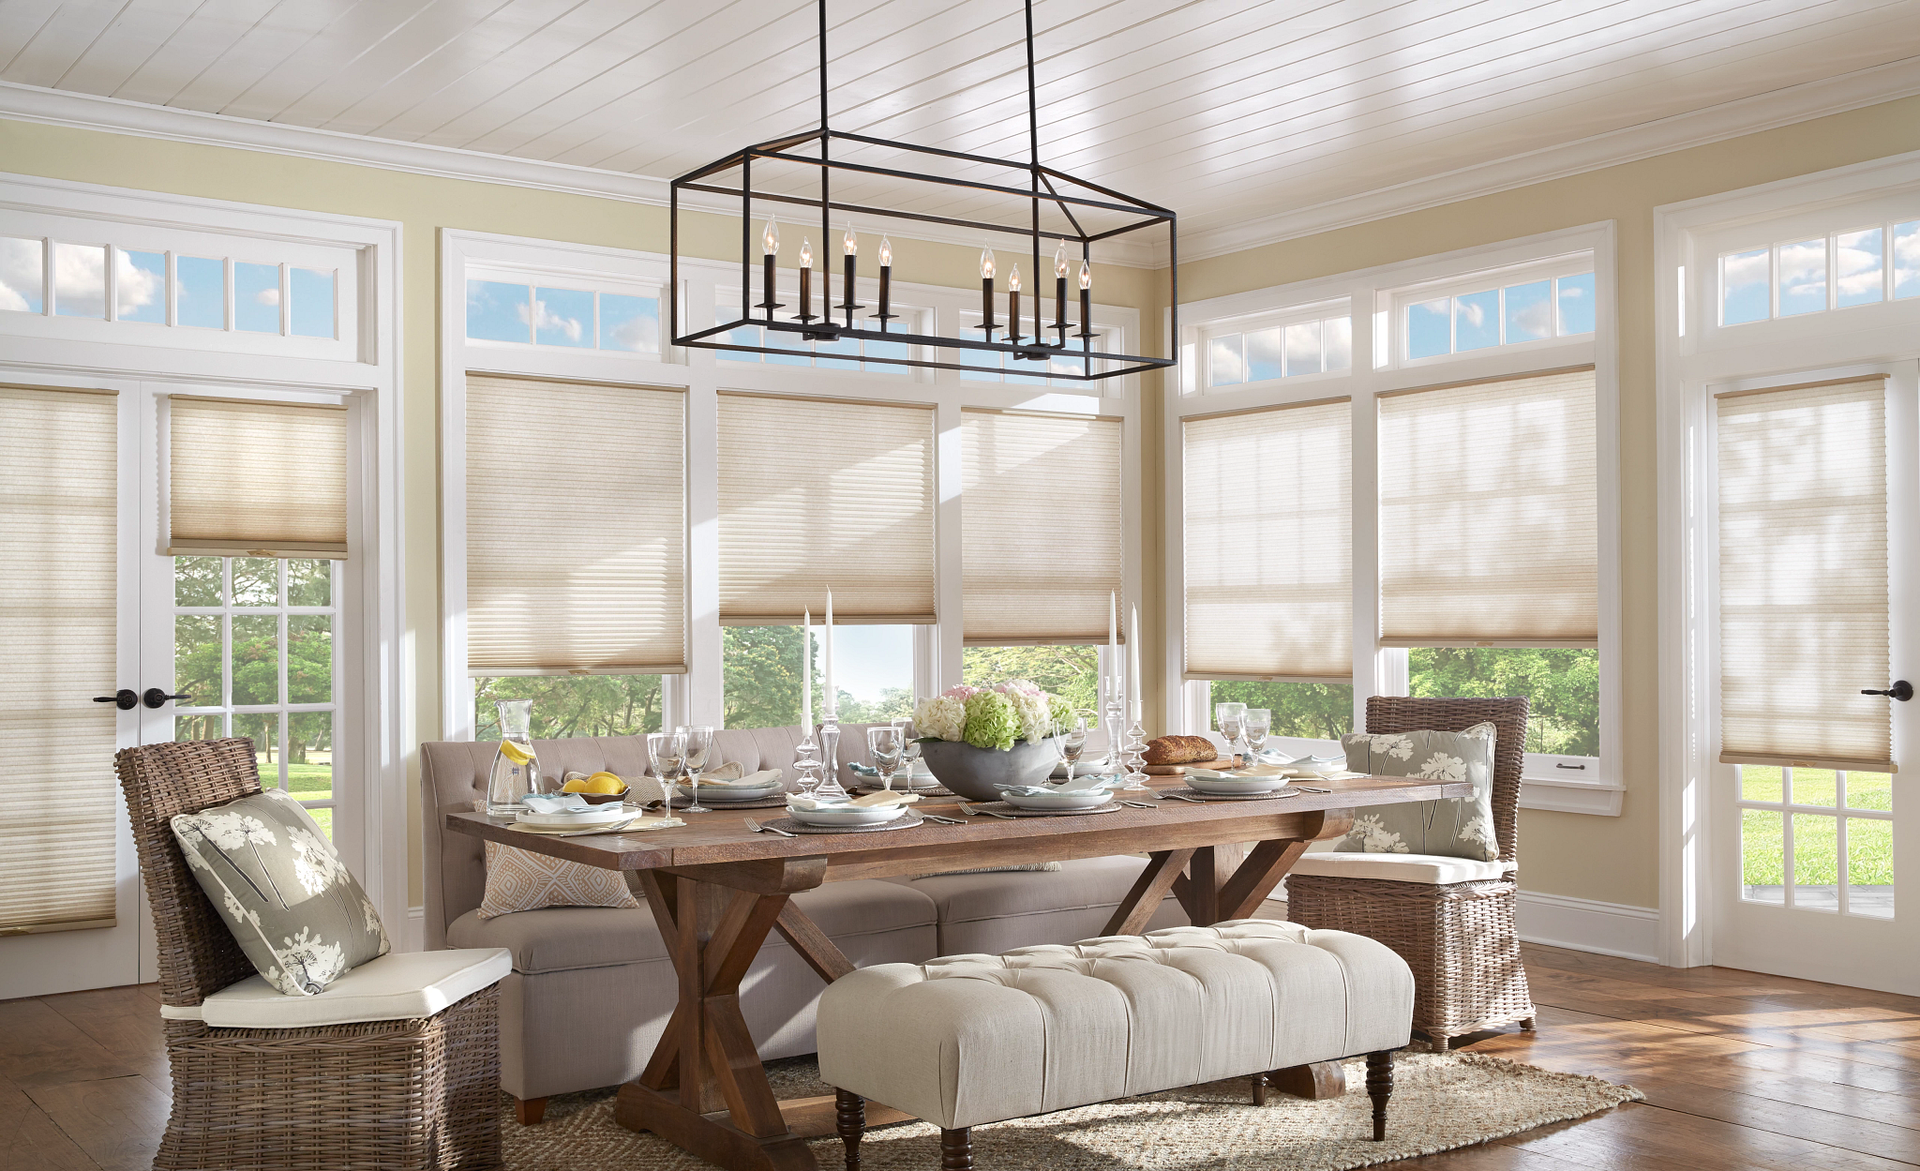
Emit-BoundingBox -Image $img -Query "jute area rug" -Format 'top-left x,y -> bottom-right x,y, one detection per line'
502,1050 -> 1640,1170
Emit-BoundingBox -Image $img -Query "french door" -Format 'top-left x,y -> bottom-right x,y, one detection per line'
1709,365 -> 1919,994
0,382 -> 359,1000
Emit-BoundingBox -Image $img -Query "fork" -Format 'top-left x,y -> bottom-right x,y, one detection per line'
743,817 -> 796,838
1158,791 -> 1203,803
962,803 -> 1017,819
1294,786 -> 1333,794
1120,800 -> 1159,810
919,813 -> 965,825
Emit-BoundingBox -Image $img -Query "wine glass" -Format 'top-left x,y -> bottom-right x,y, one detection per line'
867,725 -> 904,792
647,730 -> 688,811
1216,701 -> 1247,762
892,717 -> 920,788
1055,713 -> 1090,784
676,724 -> 715,814
1244,708 -> 1271,763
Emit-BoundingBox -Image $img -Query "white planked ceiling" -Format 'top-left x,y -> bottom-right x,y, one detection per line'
5,0 -> 1920,259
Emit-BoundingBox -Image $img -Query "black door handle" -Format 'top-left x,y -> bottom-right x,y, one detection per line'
1861,680 -> 1914,702
143,688 -> 193,709
93,689 -> 138,711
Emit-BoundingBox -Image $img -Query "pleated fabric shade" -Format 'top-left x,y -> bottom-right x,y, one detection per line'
717,392 -> 936,625
1378,368 -> 1598,646
466,374 -> 687,674
168,396 -> 349,558
1717,377 -> 1892,772
962,409 -> 1122,645
0,386 -> 118,931
1184,398 -> 1352,680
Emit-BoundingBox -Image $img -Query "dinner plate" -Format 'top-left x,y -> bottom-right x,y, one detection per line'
998,787 -> 1114,811
786,803 -> 909,827
678,782 -> 786,803
1186,773 -> 1291,795
515,804 -> 640,828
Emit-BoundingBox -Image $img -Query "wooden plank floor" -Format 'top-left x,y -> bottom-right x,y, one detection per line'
6,943 -> 1920,1170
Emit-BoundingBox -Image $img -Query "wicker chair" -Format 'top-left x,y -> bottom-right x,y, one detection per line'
117,737 -> 505,1171
1284,696 -> 1536,1050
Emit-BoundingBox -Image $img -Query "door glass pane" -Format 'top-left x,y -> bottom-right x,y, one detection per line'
290,711 -> 332,840
1790,812 -> 1838,909
287,559 -> 331,607
1777,239 -> 1827,316
233,713 -> 279,787
174,615 -> 222,707
1791,767 -> 1837,807
232,558 -> 278,607
288,615 -> 332,704
231,615 -> 279,705
1847,817 -> 1893,919
175,713 -> 224,741
52,242 -> 107,319
1835,228 -> 1884,308
175,557 -> 223,606
1742,808 -> 1784,904
1846,771 -> 1892,812
1739,763 -> 1782,803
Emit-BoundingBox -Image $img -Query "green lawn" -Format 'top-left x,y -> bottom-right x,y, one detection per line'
260,756 -> 333,839
1739,766 -> 1893,887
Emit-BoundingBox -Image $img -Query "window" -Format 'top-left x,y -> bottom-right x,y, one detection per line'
1207,680 -> 1354,741
1408,648 -> 1598,754
473,675 -> 664,741
955,326 -> 1110,386
1204,310 -> 1352,388
722,624 -> 916,728
963,645 -> 1101,711
716,320 -> 910,374
466,278 -> 661,353
1719,220 -> 1920,326
1405,272 -> 1594,359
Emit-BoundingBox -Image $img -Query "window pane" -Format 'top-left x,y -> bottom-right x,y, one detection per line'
723,625 -> 812,729
232,557 -> 278,606
814,334 -> 860,371
52,242 -> 107,319
863,337 -> 910,373
1739,764 -> 1782,803
1408,647 -> 1598,755
474,675 -> 664,740
231,615 -> 280,705
1454,289 -> 1500,351
958,340 -> 1002,381
765,327 -> 810,366
233,261 -> 282,333
1208,333 -> 1244,385
465,280 -> 530,342
1896,221 -> 1920,299
1791,767 -> 1836,808
1325,316 -> 1352,371
233,713 -> 279,786
0,236 -> 43,312
1777,238 -> 1827,316
719,323 -> 763,361
1504,279 -> 1552,342
116,250 -> 166,322
964,646 -> 1100,712
288,615 -> 332,704
1244,327 -> 1283,381
1207,680 -> 1354,740
1556,272 -> 1597,335
598,292 -> 658,351
1847,818 -> 1893,918
176,256 -> 226,329
174,556 -> 223,606
1407,298 -> 1450,358
1834,228 -> 1884,309
532,286 -> 593,347
290,267 -> 335,338
1742,808 -> 1784,903
287,559 -> 331,607
289,710 -> 333,821
1284,320 -> 1322,376
1847,771 -> 1892,812
175,615 -> 223,707
1721,249 -> 1769,325
1791,812 -> 1837,908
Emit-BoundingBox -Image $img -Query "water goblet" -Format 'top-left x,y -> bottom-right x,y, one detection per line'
1244,708 -> 1271,762
892,717 -> 920,788
676,724 -> 715,814
867,725 -> 904,792
1056,713 -> 1090,783
647,730 -> 688,810
1216,701 -> 1247,763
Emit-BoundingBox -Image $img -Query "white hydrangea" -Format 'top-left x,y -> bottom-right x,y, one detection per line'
1004,689 -> 1053,746
914,695 -> 967,742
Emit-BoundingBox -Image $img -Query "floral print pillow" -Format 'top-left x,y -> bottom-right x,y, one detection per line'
1334,723 -> 1500,862
171,788 -> 389,995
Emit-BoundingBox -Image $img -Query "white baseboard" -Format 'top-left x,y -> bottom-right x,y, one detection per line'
1514,889 -> 1661,963
401,906 -> 425,953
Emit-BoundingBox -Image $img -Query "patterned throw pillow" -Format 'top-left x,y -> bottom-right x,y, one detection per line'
171,789 -> 390,996
479,841 -> 641,919
1334,723 -> 1500,862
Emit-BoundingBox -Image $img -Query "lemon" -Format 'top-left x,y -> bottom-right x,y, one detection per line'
585,772 -> 626,795
559,777 -> 589,793
499,740 -> 533,766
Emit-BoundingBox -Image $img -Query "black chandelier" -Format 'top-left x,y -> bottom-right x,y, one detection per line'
668,0 -> 1177,381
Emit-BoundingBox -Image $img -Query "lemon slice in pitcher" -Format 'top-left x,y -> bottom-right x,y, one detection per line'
499,740 -> 534,766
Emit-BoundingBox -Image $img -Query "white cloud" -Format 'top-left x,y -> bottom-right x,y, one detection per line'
1777,240 -> 1825,298
1458,300 -> 1485,328
611,312 -> 659,351
0,238 -> 39,310
1511,298 -> 1553,338
1722,249 -> 1768,289
1209,336 -> 1244,384
521,297 -> 583,342
114,252 -> 161,317
52,243 -> 105,316
255,287 -> 281,306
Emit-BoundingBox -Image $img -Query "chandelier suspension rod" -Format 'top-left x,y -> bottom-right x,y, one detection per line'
819,0 -> 833,328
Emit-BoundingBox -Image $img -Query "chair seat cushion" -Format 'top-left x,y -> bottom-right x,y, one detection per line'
1288,851 -> 1515,884
161,947 -> 511,1028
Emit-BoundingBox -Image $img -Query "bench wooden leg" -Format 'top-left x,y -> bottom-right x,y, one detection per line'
941,1126 -> 972,1170
835,1088 -> 864,1171
1366,1051 -> 1393,1141
513,1096 -> 548,1125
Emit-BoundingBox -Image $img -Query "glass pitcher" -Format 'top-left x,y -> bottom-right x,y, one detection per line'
485,699 -> 542,817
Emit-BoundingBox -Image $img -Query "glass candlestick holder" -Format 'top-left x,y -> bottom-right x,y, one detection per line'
1120,700 -> 1150,790
814,714 -> 850,801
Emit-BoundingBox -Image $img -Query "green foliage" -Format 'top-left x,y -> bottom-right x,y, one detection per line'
1208,680 -> 1354,740
837,687 -> 914,724
475,674 -> 663,740
722,625 -> 816,729
963,646 -> 1099,712
1408,647 -> 1598,756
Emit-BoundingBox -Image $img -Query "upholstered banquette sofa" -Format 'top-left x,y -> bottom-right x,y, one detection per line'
421,723 -> 1254,1120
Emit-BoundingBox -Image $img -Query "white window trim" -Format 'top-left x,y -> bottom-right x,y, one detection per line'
0,171 -> 408,943
1166,222 -> 1623,817
440,228 -> 1143,743
1656,146 -> 1920,969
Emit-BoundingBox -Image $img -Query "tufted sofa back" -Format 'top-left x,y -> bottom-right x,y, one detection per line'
419,722 -> 893,948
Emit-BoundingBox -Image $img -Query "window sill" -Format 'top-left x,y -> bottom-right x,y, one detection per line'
1519,775 -> 1625,816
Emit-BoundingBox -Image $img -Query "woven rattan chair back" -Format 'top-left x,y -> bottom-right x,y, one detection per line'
1363,696 -> 1529,866
114,737 -> 263,1007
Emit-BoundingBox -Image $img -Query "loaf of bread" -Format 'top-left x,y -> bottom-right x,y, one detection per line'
1142,735 -> 1217,765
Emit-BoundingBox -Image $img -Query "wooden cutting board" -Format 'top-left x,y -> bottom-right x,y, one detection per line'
1143,757 -> 1239,775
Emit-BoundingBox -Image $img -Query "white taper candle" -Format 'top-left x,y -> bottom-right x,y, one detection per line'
801,608 -> 812,732
824,588 -> 836,718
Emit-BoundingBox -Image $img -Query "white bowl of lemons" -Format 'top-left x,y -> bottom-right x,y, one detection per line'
558,771 -> 631,804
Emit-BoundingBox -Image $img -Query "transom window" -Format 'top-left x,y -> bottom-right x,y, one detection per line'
1719,220 -> 1920,325
466,278 -> 661,352
717,321 -> 911,374
1201,306 -> 1352,389
1403,269 -> 1595,360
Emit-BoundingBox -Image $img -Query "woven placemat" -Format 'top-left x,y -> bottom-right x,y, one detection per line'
759,811 -> 926,835
850,783 -> 957,798
1165,787 -> 1299,802
667,792 -> 789,810
970,800 -> 1125,818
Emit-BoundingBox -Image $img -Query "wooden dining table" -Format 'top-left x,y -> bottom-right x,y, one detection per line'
445,772 -> 1469,1171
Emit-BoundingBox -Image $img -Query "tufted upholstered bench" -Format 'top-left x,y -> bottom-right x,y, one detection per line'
818,920 -> 1415,1169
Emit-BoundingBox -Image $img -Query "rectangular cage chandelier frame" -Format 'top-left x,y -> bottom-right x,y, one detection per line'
668,0 -> 1178,382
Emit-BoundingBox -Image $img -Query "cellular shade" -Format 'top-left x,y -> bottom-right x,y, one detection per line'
169,396 -> 348,558
0,386 -> 118,932
962,410 -> 1122,645
1718,377 -> 1892,771
718,392 -> 935,625
1378,368 -> 1597,646
466,374 -> 686,674
1184,398 -> 1352,680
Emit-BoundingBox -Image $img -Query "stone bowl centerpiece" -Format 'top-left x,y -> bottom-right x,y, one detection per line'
911,680 -> 1071,802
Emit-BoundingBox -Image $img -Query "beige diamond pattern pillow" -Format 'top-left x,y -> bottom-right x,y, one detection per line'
480,841 -> 641,919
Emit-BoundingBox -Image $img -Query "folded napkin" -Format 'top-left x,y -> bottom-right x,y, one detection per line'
1184,766 -> 1286,782
786,790 -> 920,812
1055,772 -> 1119,792
995,780 -> 1114,797
687,767 -> 783,789
520,793 -> 598,814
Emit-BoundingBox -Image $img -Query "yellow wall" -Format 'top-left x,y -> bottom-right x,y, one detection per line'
1178,94 -> 1920,909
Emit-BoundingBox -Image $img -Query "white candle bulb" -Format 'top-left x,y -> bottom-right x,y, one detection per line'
1054,242 -> 1069,278
799,238 -> 813,269
1079,258 -> 1092,290
843,225 -> 858,255
1008,264 -> 1021,292
879,236 -> 892,266
980,247 -> 996,279
763,217 -> 779,256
